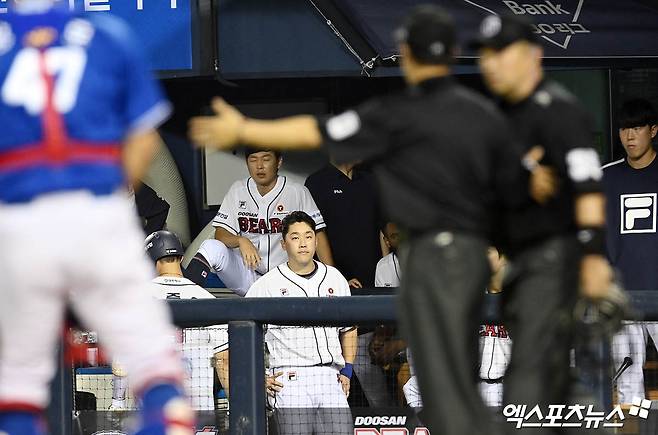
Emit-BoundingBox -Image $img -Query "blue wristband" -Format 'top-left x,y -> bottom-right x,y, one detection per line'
340,363 -> 353,379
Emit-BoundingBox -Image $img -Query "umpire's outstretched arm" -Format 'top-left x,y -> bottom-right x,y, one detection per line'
189,98 -> 323,152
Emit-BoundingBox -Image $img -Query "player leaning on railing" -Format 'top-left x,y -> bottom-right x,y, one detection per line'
209,211 -> 357,432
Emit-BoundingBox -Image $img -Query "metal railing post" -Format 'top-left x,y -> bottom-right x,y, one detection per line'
229,320 -> 266,435
588,337 -> 613,412
46,340 -> 72,435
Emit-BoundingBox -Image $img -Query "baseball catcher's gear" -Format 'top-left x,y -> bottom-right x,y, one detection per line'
574,280 -> 631,339
145,230 -> 184,262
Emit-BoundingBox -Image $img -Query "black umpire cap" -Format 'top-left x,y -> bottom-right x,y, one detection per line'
145,230 -> 184,262
394,5 -> 456,64
471,13 -> 540,50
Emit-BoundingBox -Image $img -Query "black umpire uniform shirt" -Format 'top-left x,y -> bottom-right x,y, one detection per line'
315,76 -> 528,239
314,75 -> 530,435
500,80 -> 603,253
305,165 -> 382,287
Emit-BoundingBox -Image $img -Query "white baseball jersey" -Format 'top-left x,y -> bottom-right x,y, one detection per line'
478,324 -> 512,380
245,261 -> 353,368
212,176 -> 326,275
478,324 -> 511,408
151,276 -> 228,410
375,252 -> 401,287
403,349 -> 423,408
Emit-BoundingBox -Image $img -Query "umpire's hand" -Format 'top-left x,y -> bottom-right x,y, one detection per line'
524,146 -> 558,205
189,98 -> 245,150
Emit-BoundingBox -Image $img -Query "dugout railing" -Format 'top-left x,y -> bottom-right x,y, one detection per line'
47,290 -> 658,435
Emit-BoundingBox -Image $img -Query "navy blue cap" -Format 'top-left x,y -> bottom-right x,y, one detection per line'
471,13 -> 540,50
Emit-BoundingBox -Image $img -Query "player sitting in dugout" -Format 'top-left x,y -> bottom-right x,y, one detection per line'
185,148 -> 334,296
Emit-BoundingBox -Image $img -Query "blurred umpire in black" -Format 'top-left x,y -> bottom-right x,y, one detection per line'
473,14 -> 614,433
188,6 -> 551,435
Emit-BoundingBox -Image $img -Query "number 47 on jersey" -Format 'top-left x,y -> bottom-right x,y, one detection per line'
2,46 -> 87,115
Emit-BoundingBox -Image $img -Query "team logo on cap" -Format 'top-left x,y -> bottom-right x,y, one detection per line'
428,41 -> 445,56
480,15 -> 502,37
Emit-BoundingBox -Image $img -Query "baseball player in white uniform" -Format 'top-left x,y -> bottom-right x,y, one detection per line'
478,248 -> 511,408
112,231 -> 228,411
375,223 -> 401,288
478,324 -> 512,408
348,221 -> 402,408
375,223 -> 422,409
374,253 -> 401,288
186,149 -> 333,296
402,350 -> 422,409
245,211 -> 357,435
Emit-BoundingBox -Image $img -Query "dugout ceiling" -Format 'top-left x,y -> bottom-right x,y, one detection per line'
215,0 -> 658,78
330,0 -> 658,60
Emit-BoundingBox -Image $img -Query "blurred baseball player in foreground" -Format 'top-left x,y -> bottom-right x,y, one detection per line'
111,231 -> 228,411
245,211 -> 357,435
185,148 -> 333,296
0,1 -> 193,434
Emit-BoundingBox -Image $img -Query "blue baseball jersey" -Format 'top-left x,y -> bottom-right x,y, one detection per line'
602,157 -> 658,290
0,4 -> 171,203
